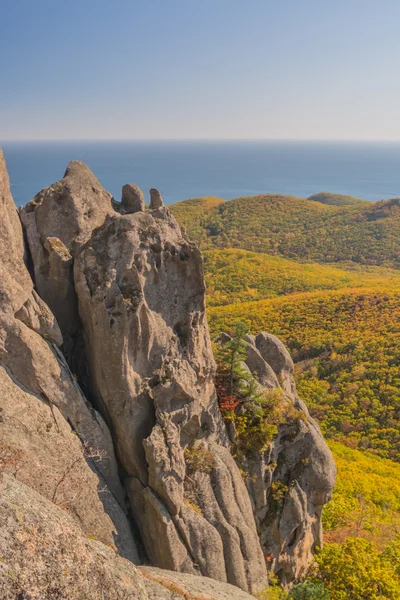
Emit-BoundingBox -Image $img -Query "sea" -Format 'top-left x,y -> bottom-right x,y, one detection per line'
3,140 -> 400,207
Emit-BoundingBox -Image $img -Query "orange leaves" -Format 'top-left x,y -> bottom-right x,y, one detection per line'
215,382 -> 240,411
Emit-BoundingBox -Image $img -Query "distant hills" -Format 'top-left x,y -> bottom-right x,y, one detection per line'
171,193 -> 400,267
307,191 -> 367,206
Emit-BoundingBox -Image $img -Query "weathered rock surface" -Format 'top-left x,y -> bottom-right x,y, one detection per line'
18,162 -> 267,592
0,363 -> 135,559
0,150 -> 35,316
0,475 -> 146,600
234,332 -> 336,586
0,150 -> 139,563
73,203 -> 267,592
150,188 -> 164,209
0,476 -> 256,600
20,160 -> 114,372
122,184 -> 146,214
140,566 -> 258,600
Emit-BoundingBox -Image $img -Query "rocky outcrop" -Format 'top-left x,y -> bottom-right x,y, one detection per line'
0,149 -> 139,562
19,162 -> 268,593
4,152 -> 336,595
0,475 -> 145,600
223,331 -> 336,587
122,184 -> 146,214
150,188 -> 164,209
140,567 -> 258,600
73,202 -> 267,593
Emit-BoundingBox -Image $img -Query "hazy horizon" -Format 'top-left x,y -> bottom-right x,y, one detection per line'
5,139 -> 400,207
5,138 -> 400,143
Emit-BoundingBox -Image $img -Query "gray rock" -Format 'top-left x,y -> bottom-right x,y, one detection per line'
243,339 -> 279,389
19,160 -> 115,353
0,475 -> 146,600
74,205 -> 267,593
5,151 -> 336,593
122,184 -> 146,214
141,566 -> 258,600
0,149 -> 33,316
255,332 -> 295,394
0,475 -> 257,600
0,150 -> 139,563
15,289 -> 63,346
240,334 -> 336,586
150,188 -> 164,209
0,362 -> 137,560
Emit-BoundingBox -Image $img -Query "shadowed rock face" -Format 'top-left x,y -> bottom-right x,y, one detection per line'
224,332 -> 336,587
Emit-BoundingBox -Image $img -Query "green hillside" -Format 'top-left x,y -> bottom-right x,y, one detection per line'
307,191 -> 368,206
172,194 -> 400,267
170,196 -> 224,245
208,286 -> 400,461
325,441 -> 400,546
177,191 -> 400,596
204,248 -> 400,306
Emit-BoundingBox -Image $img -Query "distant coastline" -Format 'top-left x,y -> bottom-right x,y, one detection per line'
2,139 -> 400,207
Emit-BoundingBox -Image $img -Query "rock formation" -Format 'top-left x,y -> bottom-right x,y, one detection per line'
22,167 -> 267,592
0,149 -> 139,565
20,160 -> 114,380
122,184 -> 146,214
149,187 -> 164,209
1,475 -> 254,600
221,331 -> 336,586
1,150 -> 336,597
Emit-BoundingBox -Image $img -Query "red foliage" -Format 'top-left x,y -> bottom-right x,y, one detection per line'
216,382 -> 240,411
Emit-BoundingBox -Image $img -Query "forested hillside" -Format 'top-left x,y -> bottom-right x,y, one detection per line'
324,441 -> 400,546
204,248 -> 400,306
171,194 -> 400,267
209,286 -> 400,461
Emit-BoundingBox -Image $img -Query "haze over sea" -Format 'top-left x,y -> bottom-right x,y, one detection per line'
3,140 -> 400,207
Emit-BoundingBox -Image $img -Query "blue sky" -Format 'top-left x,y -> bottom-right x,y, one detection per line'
2,0 -> 400,140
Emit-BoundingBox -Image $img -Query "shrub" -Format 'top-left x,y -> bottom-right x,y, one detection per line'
214,322 -> 305,458
289,582 -> 329,600
184,447 -> 215,474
